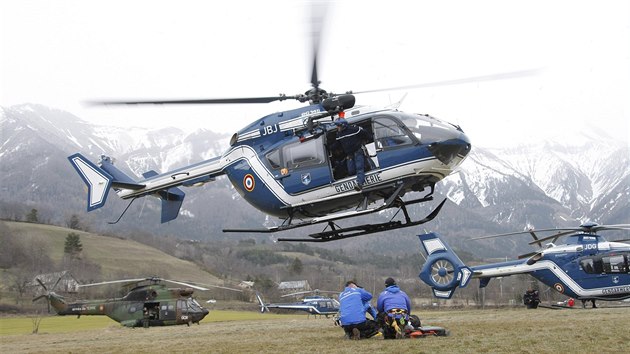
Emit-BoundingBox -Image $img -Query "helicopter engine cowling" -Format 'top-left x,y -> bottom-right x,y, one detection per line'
322,94 -> 355,112
179,288 -> 194,296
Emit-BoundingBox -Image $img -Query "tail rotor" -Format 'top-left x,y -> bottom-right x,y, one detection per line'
255,292 -> 269,313
418,233 -> 472,299
32,277 -> 65,313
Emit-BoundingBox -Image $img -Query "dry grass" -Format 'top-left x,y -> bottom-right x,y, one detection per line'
1,307 -> 629,353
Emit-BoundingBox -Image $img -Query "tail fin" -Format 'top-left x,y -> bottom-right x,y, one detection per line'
69,154 -> 183,223
68,153 -> 115,211
255,292 -> 269,313
142,170 -> 185,223
418,233 -> 473,299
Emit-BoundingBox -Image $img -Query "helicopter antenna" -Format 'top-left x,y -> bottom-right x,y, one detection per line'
107,197 -> 137,224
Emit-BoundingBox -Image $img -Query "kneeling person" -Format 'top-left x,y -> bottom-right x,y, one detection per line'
339,280 -> 380,339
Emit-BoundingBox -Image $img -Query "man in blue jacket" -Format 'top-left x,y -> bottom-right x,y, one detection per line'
333,118 -> 372,191
377,277 -> 412,339
338,280 -> 380,340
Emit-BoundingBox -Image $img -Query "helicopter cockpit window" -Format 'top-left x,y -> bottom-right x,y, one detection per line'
189,298 -> 203,311
373,117 -> 413,149
401,114 -> 460,143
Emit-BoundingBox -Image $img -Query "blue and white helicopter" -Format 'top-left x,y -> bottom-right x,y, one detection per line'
66,9 -> 500,242
68,94 -> 470,242
66,4 -> 538,242
255,290 -> 339,317
417,223 -> 630,302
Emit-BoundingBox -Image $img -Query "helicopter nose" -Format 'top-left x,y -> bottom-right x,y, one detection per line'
428,135 -> 471,165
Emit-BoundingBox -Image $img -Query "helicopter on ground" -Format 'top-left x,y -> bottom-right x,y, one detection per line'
66,4 -> 535,243
33,276 -> 239,327
417,223 -> 630,303
255,290 -> 339,317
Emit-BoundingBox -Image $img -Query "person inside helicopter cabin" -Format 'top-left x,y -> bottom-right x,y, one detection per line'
377,277 -> 412,339
338,280 -> 380,340
333,115 -> 373,191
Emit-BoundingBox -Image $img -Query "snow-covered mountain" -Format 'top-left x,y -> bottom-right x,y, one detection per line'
445,127 -> 629,225
1,104 -> 628,255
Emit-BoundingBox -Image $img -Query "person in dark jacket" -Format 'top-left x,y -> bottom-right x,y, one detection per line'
523,288 -> 540,309
338,280 -> 380,340
377,277 -> 412,339
333,118 -> 372,191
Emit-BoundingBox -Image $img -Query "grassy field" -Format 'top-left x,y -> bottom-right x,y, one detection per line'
1,307 -> 628,353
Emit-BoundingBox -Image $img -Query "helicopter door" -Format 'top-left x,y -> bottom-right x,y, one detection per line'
144,302 -> 160,320
160,303 -> 176,321
372,116 -> 415,166
279,136 -> 332,194
326,120 -> 378,180
176,299 -> 190,323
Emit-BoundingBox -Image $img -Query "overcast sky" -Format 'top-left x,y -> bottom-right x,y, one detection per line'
2,0 -> 628,147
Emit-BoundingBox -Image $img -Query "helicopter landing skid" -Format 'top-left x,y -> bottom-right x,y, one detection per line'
277,198 -> 446,242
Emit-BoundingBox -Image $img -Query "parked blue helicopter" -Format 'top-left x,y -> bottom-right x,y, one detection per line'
417,223 -> 630,302
255,290 -> 339,317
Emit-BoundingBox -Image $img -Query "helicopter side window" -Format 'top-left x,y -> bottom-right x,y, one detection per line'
373,117 -> 413,149
580,259 -> 596,274
283,138 -> 326,170
266,149 -> 282,169
602,255 -> 628,273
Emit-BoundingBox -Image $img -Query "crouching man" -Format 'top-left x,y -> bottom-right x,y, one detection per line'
338,280 -> 380,340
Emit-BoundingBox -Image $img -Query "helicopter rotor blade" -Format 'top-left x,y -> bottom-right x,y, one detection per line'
32,295 -> 47,302
471,227 -> 580,240
86,95 -> 298,106
527,230 -> 582,245
183,281 -> 244,293
52,276 -> 63,291
308,1 -> 328,92
77,278 -> 151,288
161,279 -> 210,291
350,68 -> 543,95
36,278 -> 48,291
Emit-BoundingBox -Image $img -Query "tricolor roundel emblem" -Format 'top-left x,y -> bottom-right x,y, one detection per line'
243,174 -> 255,192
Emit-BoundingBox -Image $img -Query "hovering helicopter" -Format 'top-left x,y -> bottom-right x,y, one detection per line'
32,277 -> 237,327
255,290 -> 339,317
417,223 -> 630,302
66,4 -> 540,242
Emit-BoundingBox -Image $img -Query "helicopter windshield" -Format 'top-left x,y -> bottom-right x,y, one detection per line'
399,113 -> 463,143
188,298 -> 203,311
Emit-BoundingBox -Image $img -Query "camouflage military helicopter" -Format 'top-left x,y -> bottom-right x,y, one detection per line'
33,276 -> 239,327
